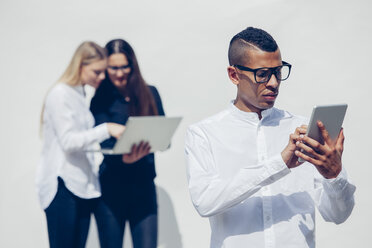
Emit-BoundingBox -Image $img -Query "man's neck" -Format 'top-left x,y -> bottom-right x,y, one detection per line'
234,99 -> 263,119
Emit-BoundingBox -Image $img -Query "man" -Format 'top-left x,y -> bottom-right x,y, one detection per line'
185,27 -> 355,248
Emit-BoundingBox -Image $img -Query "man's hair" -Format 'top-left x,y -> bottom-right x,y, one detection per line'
228,27 -> 278,66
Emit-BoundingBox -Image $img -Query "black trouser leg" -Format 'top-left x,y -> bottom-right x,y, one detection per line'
45,178 -> 93,248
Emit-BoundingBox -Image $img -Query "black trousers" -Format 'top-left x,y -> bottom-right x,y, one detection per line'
44,177 -> 97,248
94,180 -> 158,248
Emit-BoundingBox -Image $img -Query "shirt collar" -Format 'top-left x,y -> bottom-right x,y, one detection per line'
73,84 -> 85,96
229,100 -> 275,122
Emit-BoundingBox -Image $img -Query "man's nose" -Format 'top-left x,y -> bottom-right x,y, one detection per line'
266,73 -> 280,88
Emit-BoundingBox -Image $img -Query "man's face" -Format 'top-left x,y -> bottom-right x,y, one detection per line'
228,48 -> 283,114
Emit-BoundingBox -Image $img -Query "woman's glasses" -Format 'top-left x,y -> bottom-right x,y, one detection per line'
108,64 -> 131,72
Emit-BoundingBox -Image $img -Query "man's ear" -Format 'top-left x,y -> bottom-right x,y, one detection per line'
227,66 -> 239,86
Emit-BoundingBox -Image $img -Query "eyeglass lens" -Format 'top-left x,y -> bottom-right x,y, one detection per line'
255,65 -> 290,83
108,65 -> 130,71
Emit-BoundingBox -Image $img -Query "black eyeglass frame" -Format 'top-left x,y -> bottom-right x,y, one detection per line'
108,64 -> 131,71
234,61 -> 292,84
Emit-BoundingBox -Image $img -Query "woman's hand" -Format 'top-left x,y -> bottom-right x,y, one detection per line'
122,141 -> 151,164
107,123 -> 125,139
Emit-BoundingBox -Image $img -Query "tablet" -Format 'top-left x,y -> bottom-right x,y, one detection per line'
298,104 -> 347,162
101,116 -> 182,155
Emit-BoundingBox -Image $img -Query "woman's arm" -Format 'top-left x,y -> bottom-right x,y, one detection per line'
44,86 -> 110,153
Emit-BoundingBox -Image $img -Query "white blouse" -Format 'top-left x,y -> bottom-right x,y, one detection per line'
36,83 -> 110,209
185,103 -> 356,248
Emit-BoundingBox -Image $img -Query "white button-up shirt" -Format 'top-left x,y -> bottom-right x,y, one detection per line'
185,103 -> 355,248
36,83 -> 110,209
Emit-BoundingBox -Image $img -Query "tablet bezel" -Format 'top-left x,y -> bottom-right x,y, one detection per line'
298,104 -> 347,162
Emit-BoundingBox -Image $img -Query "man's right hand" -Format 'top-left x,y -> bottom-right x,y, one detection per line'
281,125 -> 307,168
107,123 -> 125,139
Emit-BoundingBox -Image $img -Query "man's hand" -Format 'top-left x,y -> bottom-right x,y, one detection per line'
122,141 -> 151,164
295,121 -> 344,179
282,125 -> 307,168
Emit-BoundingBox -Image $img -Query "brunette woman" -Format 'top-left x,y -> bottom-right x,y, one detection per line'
91,39 -> 164,248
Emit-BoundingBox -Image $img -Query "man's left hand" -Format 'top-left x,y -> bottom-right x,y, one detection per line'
295,121 -> 344,179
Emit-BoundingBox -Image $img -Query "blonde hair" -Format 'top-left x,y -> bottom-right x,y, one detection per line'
58,41 -> 107,86
40,41 -> 107,135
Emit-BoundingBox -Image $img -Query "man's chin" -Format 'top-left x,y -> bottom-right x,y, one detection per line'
260,102 -> 275,109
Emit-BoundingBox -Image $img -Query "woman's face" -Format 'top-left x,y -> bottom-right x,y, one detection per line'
107,53 -> 131,89
80,59 -> 107,89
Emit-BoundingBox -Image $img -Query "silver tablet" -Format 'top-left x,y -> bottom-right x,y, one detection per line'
298,104 -> 347,162
101,116 -> 182,154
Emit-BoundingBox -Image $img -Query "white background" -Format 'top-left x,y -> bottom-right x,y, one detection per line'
0,0 -> 371,247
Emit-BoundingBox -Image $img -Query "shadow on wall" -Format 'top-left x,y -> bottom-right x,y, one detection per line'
157,185 -> 183,248
86,185 -> 183,248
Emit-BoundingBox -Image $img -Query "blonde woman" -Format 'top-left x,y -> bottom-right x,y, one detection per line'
36,41 -> 125,248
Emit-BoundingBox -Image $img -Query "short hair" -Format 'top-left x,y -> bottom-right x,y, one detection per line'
228,27 -> 278,66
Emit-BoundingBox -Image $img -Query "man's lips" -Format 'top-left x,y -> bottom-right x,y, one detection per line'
262,93 -> 278,100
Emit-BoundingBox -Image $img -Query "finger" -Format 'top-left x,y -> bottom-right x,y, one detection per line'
122,154 -> 129,162
144,142 -> 151,154
130,144 -> 137,154
146,145 -> 151,153
295,150 -> 322,166
137,142 -> 148,154
295,127 -> 307,135
318,121 -> 332,145
142,142 -> 150,152
135,141 -> 144,154
296,141 -> 322,160
290,133 -> 301,143
300,135 -> 324,154
335,128 -> 345,151
119,125 -> 126,135
139,146 -> 151,158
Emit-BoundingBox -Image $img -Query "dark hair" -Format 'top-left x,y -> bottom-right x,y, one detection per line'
102,39 -> 158,116
228,27 -> 278,65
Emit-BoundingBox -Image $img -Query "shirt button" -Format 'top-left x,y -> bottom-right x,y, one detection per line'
266,216 -> 271,221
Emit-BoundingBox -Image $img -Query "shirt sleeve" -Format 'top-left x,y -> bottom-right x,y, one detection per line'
45,87 -> 110,153
149,85 -> 165,116
185,125 -> 291,217
90,92 -> 111,126
313,166 -> 356,224
90,92 -> 116,149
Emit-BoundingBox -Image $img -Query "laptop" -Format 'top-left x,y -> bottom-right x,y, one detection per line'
100,116 -> 182,154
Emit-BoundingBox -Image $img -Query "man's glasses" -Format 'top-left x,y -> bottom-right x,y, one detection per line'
108,64 -> 131,72
234,61 -> 292,84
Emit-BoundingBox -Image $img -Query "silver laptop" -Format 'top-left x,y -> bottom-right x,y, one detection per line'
101,116 -> 182,154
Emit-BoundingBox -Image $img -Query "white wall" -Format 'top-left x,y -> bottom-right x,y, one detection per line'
0,0 -> 371,247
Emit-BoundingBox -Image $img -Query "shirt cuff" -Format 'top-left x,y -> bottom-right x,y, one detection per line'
322,167 -> 349,198
259,154 -> 291,184
95,123 -> 110,143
